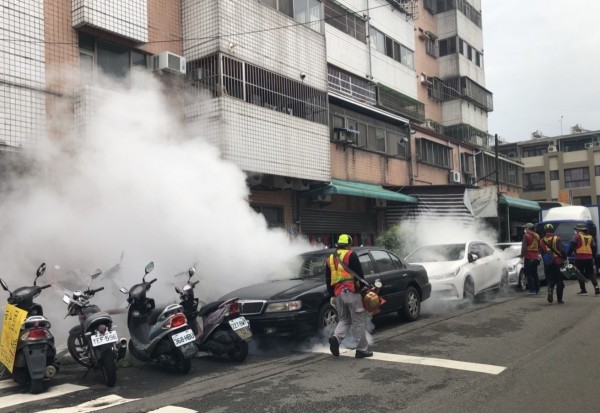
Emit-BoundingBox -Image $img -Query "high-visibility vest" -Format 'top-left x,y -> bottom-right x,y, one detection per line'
524,231 -> 540,259
328,249 -> 354,286
542,235 -> 561,260
575,232 -> 593,259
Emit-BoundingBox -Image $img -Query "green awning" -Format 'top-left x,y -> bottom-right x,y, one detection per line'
499,195 -> 541,211
304,179 -> 418,204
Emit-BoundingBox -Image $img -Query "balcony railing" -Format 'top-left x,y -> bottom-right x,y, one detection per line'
376,84 -> 425,123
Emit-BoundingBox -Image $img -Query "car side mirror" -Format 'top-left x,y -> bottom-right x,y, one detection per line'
468,253 -> 479,263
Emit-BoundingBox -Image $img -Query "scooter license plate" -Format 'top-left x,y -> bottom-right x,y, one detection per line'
172,329 -> 195,347
229,317 -> 249,331
91,330 -> 118,347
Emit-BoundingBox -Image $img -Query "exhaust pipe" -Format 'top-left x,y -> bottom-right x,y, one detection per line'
45,365 -> 57,378
117,338 -> 128,360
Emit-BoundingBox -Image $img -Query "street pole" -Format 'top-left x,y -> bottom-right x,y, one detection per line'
495,134 -> 501,240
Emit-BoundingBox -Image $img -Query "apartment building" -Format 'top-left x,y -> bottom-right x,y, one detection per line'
499,129 -> 600,206
1,0 -> 529,244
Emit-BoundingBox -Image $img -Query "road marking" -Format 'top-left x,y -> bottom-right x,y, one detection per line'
148,407 -> 197,413
0,380 -> 19,390
0,383 -> 87,409
316,348 -> 506,375
36,394 -> 139,412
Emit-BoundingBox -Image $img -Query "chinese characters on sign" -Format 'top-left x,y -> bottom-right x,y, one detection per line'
0,304 -> 28,373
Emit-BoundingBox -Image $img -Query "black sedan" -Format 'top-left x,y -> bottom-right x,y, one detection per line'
219,247 -> 431,337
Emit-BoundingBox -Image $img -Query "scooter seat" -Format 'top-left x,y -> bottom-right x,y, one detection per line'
198,300 -> 224,317
148,308 -> 165,326
82,311 -> 112,332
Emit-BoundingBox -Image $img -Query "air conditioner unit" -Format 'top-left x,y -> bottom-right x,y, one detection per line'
333,128 -> 358,144
273,176 -> 293,189
246,174 -> 262,186
547,145 -> 557,152
152,51 -> 186,75
313,193 -> 331,204
424,120 -> 436,130
420,74 -> 433,86
292,179 -> 310,191
371,198 -> 387,209
585,142 -> 594,149
594,141 -> 600,147
448,170 -> 461,184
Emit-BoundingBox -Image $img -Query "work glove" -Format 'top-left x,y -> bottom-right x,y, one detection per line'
330,297 -> 336,308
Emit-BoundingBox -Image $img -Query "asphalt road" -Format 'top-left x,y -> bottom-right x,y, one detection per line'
1,280 -> 599,413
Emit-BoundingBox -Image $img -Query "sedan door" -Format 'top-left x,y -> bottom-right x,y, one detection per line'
367,250 -> 405,309
468,242 -> 495,291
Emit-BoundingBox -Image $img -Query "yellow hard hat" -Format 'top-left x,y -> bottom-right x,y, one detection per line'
337,234 -> 352,245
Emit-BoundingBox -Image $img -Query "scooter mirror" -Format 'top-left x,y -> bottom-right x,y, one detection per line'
90,269 -> 102,279
119,287 -> 129,295
145,262 -> 155,275
36,263 -> 47,278
188,267 -> 196,277
0,278 -> 8,291
62,294 -> 71,304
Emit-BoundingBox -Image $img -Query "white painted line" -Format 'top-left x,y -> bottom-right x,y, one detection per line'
316,348 -> 506,375
147,407 -> 197,413
0,380 -> 19,390
36,394 -> 139,412
0,383 -> 88,409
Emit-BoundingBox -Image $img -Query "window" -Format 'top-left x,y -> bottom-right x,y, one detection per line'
523,172 -> 545,192
550,170 -> 559,181
596,165 -> 600,176
264,0 -> 322,32
369,27 -> 415,70
438,36 -> 457,57
359,253 -> 376,275
212,55 -> 328,125
375,128 -> 386,152
522,147 -> 547,157
425,38 -> 437,57
370,250 -> 396,272
565,167 -> 590,188
416,139 -> 452,169
252,205 -> 284,228
78,33 -> 148,82
329,103 -> 407,157
327,66 -> 376,105
323,0 -> 366,43
573,196 -> 592,206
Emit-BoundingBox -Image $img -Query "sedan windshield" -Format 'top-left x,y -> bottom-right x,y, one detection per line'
406,243 -> 466,263
285,252 -> 331,279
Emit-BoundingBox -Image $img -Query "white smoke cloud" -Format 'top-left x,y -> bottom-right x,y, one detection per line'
0,69 -> 311,342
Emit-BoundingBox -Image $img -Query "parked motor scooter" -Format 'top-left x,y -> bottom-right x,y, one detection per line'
62,268 -> 127,387
0,263 -> 59,393
119,262 -> 196,373
176,267 -> 252,362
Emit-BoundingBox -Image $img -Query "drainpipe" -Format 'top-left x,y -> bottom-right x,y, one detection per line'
366,0 -> 373,81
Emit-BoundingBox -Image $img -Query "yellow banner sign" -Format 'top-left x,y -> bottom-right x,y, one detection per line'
0,304 -> 28,373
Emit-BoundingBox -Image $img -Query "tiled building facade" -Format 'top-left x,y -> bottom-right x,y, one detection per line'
1,0 -> 528,244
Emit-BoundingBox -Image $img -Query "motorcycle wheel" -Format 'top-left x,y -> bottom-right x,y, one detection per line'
173,354 -> 191,374
68,334 -> 93,369
30,378 -> 44,394
227,340 -> 248,362
100,350 -> 117,388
